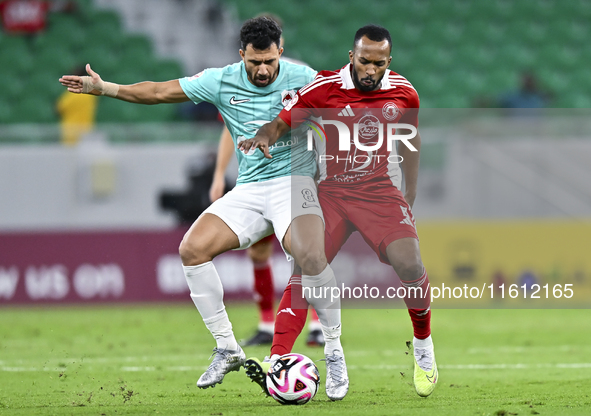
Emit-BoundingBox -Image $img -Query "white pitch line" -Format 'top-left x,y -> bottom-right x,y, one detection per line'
3,363 -> 591,372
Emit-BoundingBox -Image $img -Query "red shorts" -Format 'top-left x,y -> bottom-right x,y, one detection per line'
319,184 -> 418,264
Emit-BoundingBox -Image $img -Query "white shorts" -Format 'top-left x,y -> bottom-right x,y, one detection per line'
202,175 -> 324,259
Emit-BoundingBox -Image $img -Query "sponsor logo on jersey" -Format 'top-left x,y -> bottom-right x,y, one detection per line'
337,105 -> 355,117
230,96 -> 251,105
382,102 -> 400,121
357,114 -> 380,140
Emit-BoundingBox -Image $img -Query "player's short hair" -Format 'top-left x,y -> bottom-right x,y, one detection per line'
240,16 -> 282,51
254,12 -> 283,29
354,24 -> 392,50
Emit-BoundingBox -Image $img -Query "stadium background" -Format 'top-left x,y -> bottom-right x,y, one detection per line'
1,0 -> 589,305
1,1 -> 591,414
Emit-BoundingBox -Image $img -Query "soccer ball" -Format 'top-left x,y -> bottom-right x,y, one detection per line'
266,353 -> 320,405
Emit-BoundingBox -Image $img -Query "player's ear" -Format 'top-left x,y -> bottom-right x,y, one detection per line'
387,56 -> 392,67
239,49 -> 245,60
349,50 -> 354,64
278,47 -> 284,57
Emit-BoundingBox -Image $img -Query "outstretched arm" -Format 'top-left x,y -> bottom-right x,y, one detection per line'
209,125 -> 234,202
398,130 -> 421,208
59,64 -> 190,104
238,116 -> 291,159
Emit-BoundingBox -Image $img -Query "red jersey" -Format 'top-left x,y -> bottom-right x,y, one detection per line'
278,64 -> 419,192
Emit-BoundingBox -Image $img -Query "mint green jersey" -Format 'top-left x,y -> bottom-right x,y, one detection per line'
179,60 -> 317,185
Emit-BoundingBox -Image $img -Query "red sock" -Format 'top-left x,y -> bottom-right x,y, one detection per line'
400,269 -> 431,339
253,261 -> 275,324
271,275 -> 308,356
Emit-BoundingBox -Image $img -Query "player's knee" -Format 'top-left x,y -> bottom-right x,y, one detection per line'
247,244 -> 271,263
296,250 -> 327,276
179,237 -> 211,266
396,260 -> 424,282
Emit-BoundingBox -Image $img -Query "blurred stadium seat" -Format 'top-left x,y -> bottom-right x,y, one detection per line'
222,0 -> 591,108
2,0 -> 590,126
0,2 -> 185,124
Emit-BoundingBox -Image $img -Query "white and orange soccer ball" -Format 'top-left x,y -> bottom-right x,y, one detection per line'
266,353 -> 320,405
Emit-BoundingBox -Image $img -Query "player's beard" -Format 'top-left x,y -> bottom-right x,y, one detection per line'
352,69 -> 382,92
248,68 -> 278,87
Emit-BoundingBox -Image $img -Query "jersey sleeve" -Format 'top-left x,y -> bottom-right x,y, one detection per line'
278,74 -> 324,127
400,88 -> 420,127
178,68 -> 222,106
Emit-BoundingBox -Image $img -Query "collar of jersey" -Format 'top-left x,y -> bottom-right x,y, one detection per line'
240,60 -> 285,91
340,63 -> 393,90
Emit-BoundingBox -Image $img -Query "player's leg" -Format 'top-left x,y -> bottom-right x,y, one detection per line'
270,191 -> 349,357
385,238 -> 437,397
346,189 -> 437,397
279,178 -> 349,400
179,213 -> 246,388
242,235 -> 275,346
306,308 -> 324,347
180,183 -> 272,389
284,213 -> 345,350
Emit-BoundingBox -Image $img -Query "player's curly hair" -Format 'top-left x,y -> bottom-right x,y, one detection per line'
354,24 -> 392,50
240,16 -> 282,51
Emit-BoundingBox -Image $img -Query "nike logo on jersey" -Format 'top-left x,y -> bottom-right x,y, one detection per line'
337,105 -> 355,117
277,308 -> 296,316
230,96 -> 251,105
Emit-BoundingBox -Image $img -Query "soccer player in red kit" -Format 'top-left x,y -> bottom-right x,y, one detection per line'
239,24 -> 437,399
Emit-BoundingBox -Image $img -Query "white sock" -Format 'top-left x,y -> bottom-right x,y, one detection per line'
183,262 -> 238,351
413,335 -> 433,349
414,335 -> 434,371
322,324 -> 343,356
302,265 -> 342,354
258,321 -> 274,333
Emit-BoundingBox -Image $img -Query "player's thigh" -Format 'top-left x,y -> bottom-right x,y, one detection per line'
346,190 -> 419,265
247,235 -> 275,262
385,237 -> 423,280
283,214 -> 326,275
266,176 -> 325,262
204,181 -> 274,250
319,192 -> 353,264
179,213 -> 240,265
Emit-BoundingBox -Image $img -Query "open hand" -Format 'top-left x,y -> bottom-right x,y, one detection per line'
59,64 -> 104,95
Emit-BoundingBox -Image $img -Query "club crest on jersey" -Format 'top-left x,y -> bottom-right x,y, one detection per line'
382,102 -> 400,121
188,70 -> 205,80
284,93 -> 299,111
357,114 -> 380,140
281,90 -> 297,107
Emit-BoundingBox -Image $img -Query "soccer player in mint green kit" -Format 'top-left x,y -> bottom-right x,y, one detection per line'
59,17 -> 348,398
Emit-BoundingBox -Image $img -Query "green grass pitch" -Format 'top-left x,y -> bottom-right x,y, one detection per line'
1,304 -> 590,415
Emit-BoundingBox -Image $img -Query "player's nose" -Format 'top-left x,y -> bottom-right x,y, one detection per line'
258,65 -> 269,76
